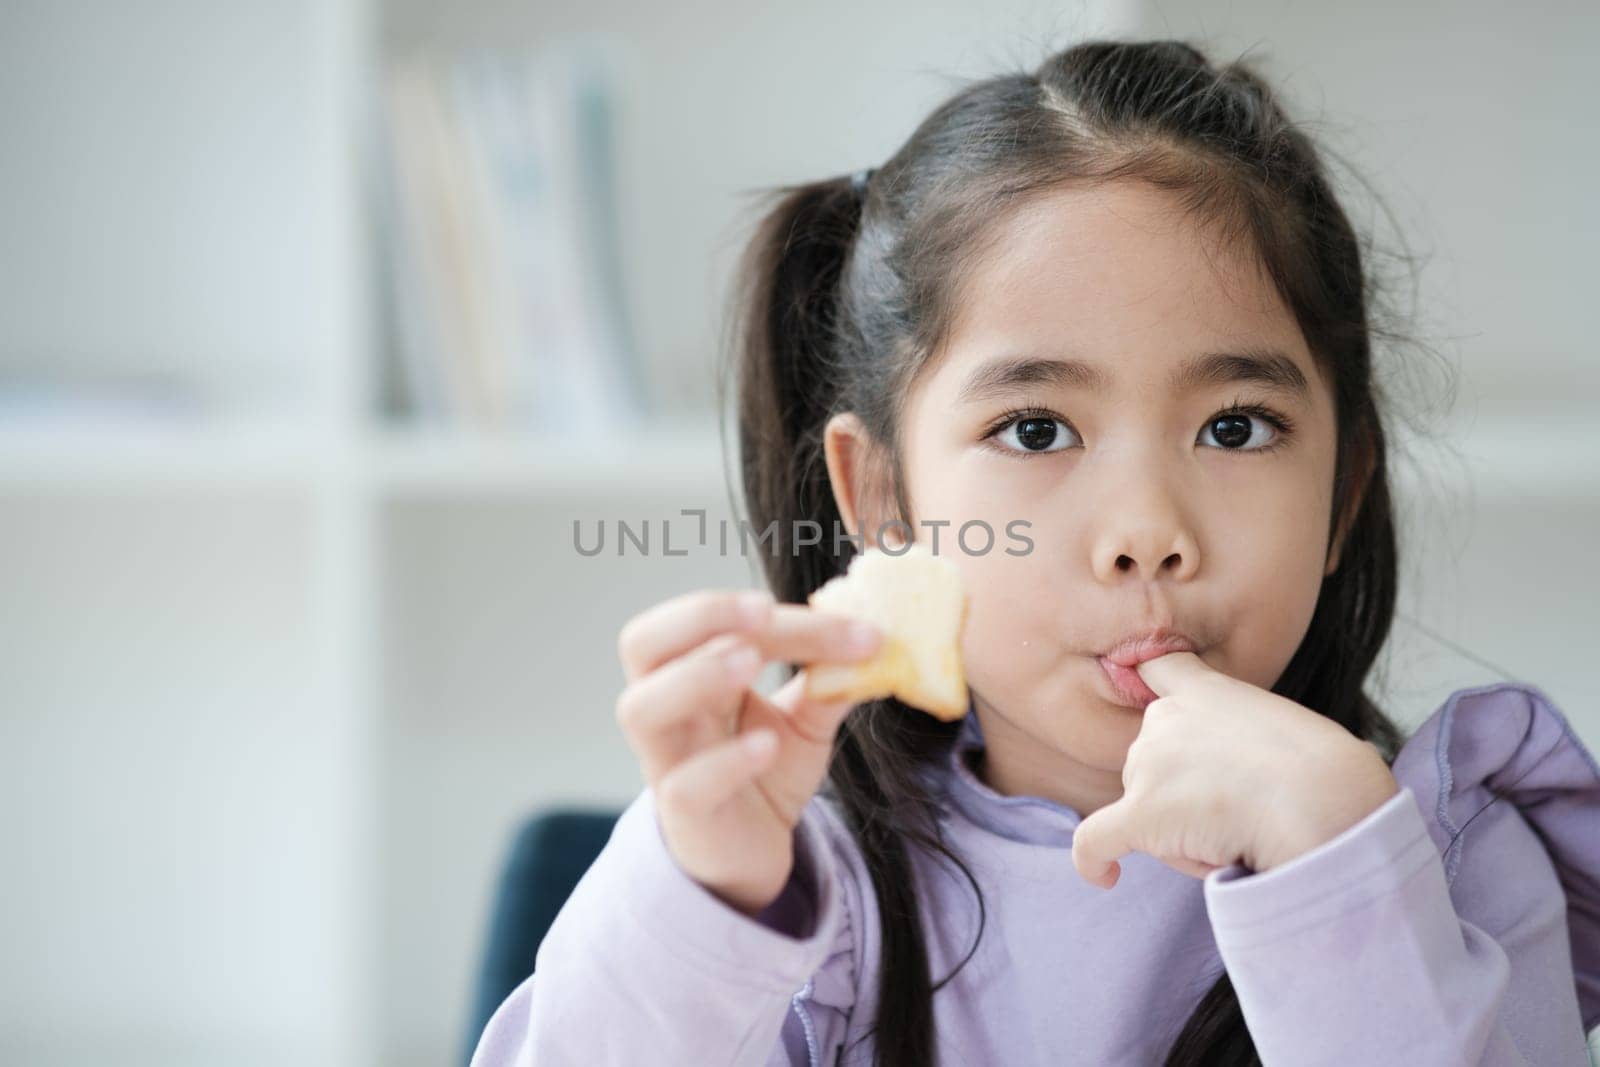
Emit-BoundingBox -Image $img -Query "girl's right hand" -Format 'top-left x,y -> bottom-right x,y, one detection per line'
615,588 -> 883,918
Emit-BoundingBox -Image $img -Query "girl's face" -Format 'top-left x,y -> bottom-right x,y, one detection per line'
826,180 -> 1350,815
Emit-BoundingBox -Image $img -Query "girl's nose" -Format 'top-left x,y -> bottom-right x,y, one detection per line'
1086,467 -> 1200,584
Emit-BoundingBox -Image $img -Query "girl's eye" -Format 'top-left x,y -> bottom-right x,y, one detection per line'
987,413 -> 1079,455
1197,402 -> 1295,452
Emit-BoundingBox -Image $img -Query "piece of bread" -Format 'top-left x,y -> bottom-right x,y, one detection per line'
804,541 -> 970,720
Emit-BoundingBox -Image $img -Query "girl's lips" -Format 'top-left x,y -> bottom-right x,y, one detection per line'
1098,656 -> 1160,708
1100,630 -> 1198,667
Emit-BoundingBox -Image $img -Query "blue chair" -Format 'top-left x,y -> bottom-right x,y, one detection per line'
462,808 -> 623,1065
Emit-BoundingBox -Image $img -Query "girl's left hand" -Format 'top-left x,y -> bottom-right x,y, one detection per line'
1070,651 -> 1401,890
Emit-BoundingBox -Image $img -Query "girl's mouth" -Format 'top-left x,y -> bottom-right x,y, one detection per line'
1095,628 -> 1199,708
1098,656 -> 1160,708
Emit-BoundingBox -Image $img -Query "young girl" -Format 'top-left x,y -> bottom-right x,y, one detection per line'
471,39 -> 1600,1066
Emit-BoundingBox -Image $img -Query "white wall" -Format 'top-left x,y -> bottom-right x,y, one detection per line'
0,492 -> 339,1065
0,1 -> 341,419
1128,0 -> 1599,417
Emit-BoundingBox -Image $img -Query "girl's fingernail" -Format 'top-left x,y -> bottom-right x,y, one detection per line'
737,590 -> 773,626
743,729 -> 777,758
725,644 -> 762,679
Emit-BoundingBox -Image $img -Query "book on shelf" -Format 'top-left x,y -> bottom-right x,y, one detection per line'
372,37 -> 647,434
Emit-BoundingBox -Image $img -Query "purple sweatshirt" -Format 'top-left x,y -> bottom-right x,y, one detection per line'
470,681 -> 1600,1065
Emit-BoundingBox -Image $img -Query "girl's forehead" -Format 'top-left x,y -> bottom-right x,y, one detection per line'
929,182 -> 1315,398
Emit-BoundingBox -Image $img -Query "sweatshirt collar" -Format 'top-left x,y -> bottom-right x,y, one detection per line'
937,706 -> 1089,847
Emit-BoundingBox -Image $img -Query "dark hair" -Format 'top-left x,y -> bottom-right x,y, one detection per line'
722,38 -> 1418,1066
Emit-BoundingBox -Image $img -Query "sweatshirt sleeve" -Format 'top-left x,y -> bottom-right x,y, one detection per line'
467,784 -> 861,1067
1201,682 -> 1600,1067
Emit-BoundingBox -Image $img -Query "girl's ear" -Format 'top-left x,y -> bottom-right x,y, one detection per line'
824,411 -> 896,548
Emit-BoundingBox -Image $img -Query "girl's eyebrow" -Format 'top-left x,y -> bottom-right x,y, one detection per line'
956,347 -> 1312,405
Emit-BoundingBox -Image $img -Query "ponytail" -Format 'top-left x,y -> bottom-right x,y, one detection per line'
731,173 -> 867,603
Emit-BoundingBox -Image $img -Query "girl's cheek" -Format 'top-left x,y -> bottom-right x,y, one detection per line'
960,583 -> 1044,686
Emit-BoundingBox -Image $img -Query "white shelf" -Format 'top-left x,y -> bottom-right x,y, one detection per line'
0,414 -> 732,495
0,419 -> 326,490
368,418 -> 730,495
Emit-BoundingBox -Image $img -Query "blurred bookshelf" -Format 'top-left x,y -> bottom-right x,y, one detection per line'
0,19 -> 709,497
0,5 -> 744,1067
